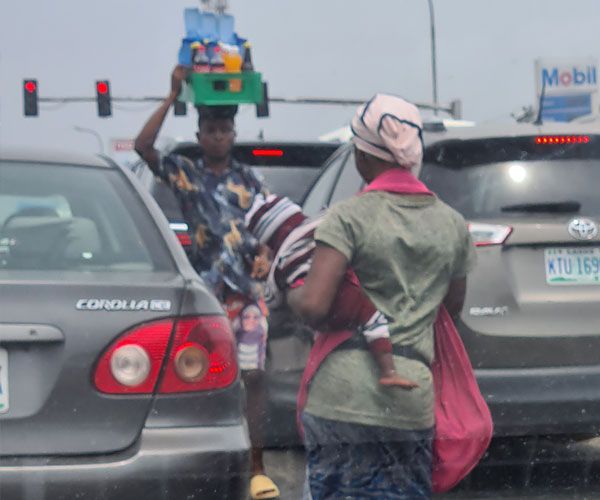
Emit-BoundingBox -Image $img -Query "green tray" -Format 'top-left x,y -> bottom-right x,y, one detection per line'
183,72 -> 264,105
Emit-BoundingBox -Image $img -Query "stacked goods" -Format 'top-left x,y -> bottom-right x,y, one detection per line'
178,8 -> 263,105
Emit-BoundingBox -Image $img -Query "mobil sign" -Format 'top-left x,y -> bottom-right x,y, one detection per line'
536,59 -> 598,95
535,58 -> 599,121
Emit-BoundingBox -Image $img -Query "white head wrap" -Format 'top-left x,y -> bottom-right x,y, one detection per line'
351,94 -> 423,169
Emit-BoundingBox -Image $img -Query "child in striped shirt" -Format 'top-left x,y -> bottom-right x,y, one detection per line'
247,193 -> 419,389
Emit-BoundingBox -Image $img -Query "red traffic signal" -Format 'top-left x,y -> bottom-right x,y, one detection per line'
96,81 -> 109,95
95,80 -> 112,117
24,81 -> 37,93
23,79 -> 38,117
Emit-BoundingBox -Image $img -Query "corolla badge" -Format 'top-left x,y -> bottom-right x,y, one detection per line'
76,299 -> 172,312
568,218 -> 598,241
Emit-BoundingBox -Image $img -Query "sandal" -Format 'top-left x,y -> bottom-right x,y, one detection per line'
250,474 -> 280,499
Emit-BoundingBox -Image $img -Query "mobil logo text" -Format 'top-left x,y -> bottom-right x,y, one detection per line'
541,65 -> 597,91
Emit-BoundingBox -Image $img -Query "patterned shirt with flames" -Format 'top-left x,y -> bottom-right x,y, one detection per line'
158,153 -> 268,300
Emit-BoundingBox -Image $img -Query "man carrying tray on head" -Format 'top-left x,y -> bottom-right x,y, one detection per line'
135,65 -> 279,500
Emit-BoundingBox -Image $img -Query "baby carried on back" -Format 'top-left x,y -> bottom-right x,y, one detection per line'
245,193 -> 421,388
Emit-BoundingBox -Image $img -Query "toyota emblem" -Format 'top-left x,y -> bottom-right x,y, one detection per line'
568,218 -> 598,240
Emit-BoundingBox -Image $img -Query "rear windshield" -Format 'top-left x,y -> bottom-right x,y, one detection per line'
238,144 -> 338,203
253,167 -> 321,203
421,158 -> 600,219
0,161 -> 173,272
163,143 -> 338,204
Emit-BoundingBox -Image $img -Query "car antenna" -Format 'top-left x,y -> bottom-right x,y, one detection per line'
533,79 -> 546,125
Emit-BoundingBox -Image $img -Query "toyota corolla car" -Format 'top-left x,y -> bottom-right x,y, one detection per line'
0,149 -> 249,499
297,123 -> 600,438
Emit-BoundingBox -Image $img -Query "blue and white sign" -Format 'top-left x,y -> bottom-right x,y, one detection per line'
535,58 -> 599,121
541,94 -> 592,122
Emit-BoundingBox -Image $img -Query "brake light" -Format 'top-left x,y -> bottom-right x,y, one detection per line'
535,135 -> 589,145
93,316 -> 237,395
94,320 -> 174,394
169,223 -> 192,247
468,223 -> 512,247
175,231 -> 192,247
158,316 -> 237,393
252,148 -> 284,157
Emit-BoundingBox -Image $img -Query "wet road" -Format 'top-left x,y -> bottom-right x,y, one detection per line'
264,436 -> 600,499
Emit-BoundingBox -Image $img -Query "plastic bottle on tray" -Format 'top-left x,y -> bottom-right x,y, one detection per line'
210,44 -> 226,73
242,42 -> 254,72
223,46 -> 243,73
191,42 -> 210,73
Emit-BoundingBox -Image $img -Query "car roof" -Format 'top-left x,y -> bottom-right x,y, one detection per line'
0,147 -> 111,168
168,141 -> 339,166
168,140 -> 338,153
423,122 -> 600,147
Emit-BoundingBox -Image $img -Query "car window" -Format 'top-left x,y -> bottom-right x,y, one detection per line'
253,166 -> 321,203
422,159 -> 600,219
302,147 -> 349,217
0,161 -> 173,272
328,149 -> 365,206
12,3 -> 600,496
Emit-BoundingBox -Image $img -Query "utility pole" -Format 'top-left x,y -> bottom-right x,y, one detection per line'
426,0 -> 439,116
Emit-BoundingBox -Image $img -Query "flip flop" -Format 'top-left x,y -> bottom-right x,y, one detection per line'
250,474 -> 280,499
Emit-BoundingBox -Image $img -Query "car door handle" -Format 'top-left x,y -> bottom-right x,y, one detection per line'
0,324 -> 65,343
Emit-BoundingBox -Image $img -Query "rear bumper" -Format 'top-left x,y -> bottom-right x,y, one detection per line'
478,364 -> 600,436
0,424 -> 250,500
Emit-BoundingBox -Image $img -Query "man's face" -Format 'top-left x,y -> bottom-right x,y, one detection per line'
196,118 -> 235,161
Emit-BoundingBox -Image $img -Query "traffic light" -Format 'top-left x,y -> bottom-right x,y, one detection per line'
95,80 -> 112,117
23,79 -> 38,117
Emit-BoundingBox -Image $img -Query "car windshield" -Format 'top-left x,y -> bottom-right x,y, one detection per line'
0,161 -> 172,272
8,1 -> 600,498
421,159 -> 600,219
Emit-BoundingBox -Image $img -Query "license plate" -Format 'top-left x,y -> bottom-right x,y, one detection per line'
0,348 -> 8,414
545,247 -> 600,285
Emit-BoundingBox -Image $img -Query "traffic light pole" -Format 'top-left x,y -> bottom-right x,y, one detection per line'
36,95 -> 462,118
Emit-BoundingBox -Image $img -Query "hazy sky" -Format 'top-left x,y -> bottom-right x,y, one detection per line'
2,0 -> 600,160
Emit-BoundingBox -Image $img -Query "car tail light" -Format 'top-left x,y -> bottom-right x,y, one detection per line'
169,222 -> 192,248
175,231 -> 192,247
535,135 -> 589,145
110,345 -> 151,387
159,316 -> 238,393
94,316 -> 237,395
252,148 -> 284,157
174,343 -> 210,382
94,320 -> 174,394
468,223 -> 513,247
